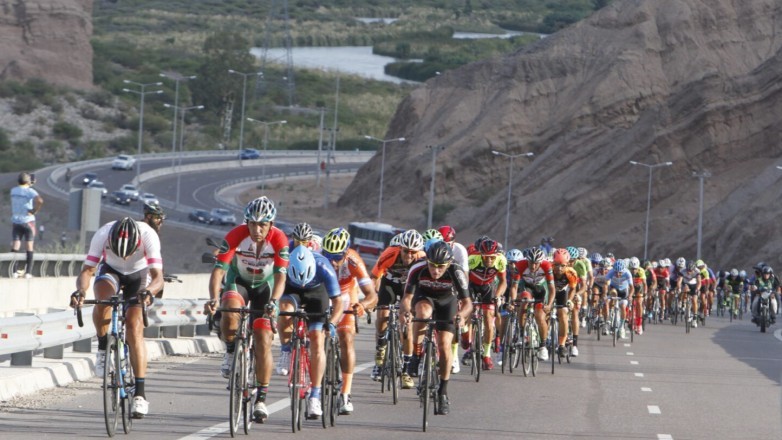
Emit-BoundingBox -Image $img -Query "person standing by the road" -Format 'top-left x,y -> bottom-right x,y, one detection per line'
10,172 -> 43,278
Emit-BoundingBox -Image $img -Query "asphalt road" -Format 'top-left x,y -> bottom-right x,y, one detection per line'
2,313 -> 780,439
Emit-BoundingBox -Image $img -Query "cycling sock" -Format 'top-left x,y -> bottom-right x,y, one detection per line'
341,373 -> 352,394
134,378 -> 145,398
572,335 -> 578,347
225,341 -> 235,354
402,355 -> 411,371
438,379 -> 448,396
376,336 -> 387,348
414,343 -> 423,357
310,387 -> 321,400
98,335 -> 108,350
25,251 -> 33,274
483,343 -> 491,356
281,343 -> 291,353
451,342 -> 458,359
256,384 -> 268,403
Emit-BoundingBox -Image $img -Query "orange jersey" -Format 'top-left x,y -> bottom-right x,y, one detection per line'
553,267 -> 579,292
333,248 -> 372,305
371,246 -> 425,284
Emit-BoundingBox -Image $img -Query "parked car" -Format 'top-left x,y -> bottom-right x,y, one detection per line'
239,148 -> 261,160
210,208 -> 237,226
139,192 -> 159,205
118,184 -> 140,201
109,190 -> 132,205
82,172 -> 98,186
87,180 -> 108,197
112,154 -> 137,170
189,209 -> 214,224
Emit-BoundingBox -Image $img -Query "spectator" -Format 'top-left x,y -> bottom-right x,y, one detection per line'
38,224 -> 45,241
61,232 -> 68,249
10,172 -> 43,278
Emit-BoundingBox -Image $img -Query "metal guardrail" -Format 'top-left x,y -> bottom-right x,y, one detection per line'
0,253 -> 85,278
0,299 -> 209,366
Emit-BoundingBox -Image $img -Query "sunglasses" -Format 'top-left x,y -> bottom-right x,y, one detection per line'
323,251 -> 346,262
427,260 -> 450,268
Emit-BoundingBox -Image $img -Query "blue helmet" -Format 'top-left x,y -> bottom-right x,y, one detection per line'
288,246 -> 316,287
613,260 -> 625,272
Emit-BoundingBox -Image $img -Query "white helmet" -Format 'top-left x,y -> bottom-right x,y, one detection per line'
629,257 -> 640,269
675,257 -> 686,268
399,230 -> 424,251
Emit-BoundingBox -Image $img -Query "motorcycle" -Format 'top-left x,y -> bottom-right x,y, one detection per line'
757,289 -> 773,333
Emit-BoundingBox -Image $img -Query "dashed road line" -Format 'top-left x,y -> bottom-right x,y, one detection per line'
648,405 -> 661,414
626,352 -> 634,355
630,360 -> 639,365
624,343 -> 631,347
641,387 -> 652,392
634,373 -> 644,377
774,328 -> 782,342
657,434 -> 673,439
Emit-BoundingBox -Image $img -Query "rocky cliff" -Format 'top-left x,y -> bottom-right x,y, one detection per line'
339,0 -> 782,268
0,0 -> 93,89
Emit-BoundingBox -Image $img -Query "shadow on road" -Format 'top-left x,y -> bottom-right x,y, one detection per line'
711,322 -> 781,384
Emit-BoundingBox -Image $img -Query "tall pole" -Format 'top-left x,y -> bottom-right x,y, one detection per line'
325,74 -> 340,209
317,107 -> 325,186
365,135 -> 406,220
160,73 -> 196,169
630,160 -> 673,260
229,70 -> 262,150
247,118 -> 287,191
693,170 -> 711,260
164,104 -> 204,209
492,150 -> 534,247
122,80 -> 163,185
426,145 -> 445,229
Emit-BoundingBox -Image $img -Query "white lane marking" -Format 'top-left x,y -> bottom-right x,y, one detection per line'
641,387 -> 652,392
626,352 -> 634,356
624,343 -> 631,347
774,328 -> 782,342
630,360 -> 639,365
635,373 -> 644,377
657,434 -> 673,439
648,405 -> 661,414
178,362 -> 374,439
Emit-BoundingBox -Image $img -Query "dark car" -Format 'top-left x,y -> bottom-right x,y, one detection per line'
82,172 -> 98,186
239,148 -> 261,160
189,209 -> 214,224
109,190 -> 132,205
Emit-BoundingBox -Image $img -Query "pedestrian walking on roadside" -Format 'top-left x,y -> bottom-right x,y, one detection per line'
11,172 -> 43,278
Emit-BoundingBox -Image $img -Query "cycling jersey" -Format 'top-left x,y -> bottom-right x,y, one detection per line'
676,268 -> 700,286
283,252 -> 341,330
553,267 -> 579,293
467,254 -> 507,286
449,241 -> 469,272
631,268 -> 647,287
512,260 -> 554,287
10,185 -> 39,224
215,225 -> 290,289
572,258 -> 591,279
405,260 -> 469,333
332,248 -> 372,309
592,268 -> 609,289
654,267 -> 670,289
725,275 -> 745,294
645,268 -> 657,288
372,246 -> 425,284
606,268 -> 633,291
85,221 -> 162,275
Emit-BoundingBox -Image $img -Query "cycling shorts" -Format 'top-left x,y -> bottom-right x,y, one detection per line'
377,278 -> 404,307
469,282 -> 496,307
95,263 -> 149,306
12,222 -> 35,242
221,278 -> 272,328
282,284 -> 330,331
412,292 -> 458,334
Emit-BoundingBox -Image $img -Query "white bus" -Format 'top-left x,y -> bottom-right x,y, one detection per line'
347,222 -> 405,256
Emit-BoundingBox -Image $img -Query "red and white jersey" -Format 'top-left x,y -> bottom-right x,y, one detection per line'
85,221 -> 163,275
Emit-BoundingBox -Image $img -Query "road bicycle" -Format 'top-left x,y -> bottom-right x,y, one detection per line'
75,290 -> 149,437
412,317 -> 454,432
467,301 -> 486,382
605,296 -> 622,347
377,303 -> 404,404
518,298 -> 541,377
500,302 -> 521,374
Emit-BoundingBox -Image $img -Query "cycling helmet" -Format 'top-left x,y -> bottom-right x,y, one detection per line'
389,232 -> 403,247
651,261 -> 659,269
291,222 -> 313,242
664,258 -> 672,267
613,260 -> 625,272
399,229 -> 424,251
675,257 -> 686,269
566,246 -> 579,261
687,260 -> 698,271
606,252 -> 615,260
438,225 -> 456,242
629,257 -> 640,269
730,268 -> 739,277
753,261 -> 767,272
762,266 -> 774,275
526,247 -> 545,264
478,238 -> 499,256
426,240 -> 453,265
658,259 -> 667,268
553,248 -> 570,265
288,246 -> 316,287
506,248 -> 524,262
600,259 -> 612,269
311,235 -> 322,249
109,217 -> 140,259
143,201 -> 166,218
322,227 -> 350,255
421,229 -> 443,242
578,247 -> 588,259
695,259 -> 705,268
244,196 -> 276,223
590,252 -> 603,264
739,270 -> 747,278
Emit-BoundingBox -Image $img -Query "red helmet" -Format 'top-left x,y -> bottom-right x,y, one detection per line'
478,238 -> 499,256
520,291 -> 533,301
438,225 -> 456,242
553,248 -> 570,265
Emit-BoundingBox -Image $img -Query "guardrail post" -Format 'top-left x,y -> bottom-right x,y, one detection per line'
11,351 -> 33,366
195,324 -> 211,336
43,345 -> 64,359
161,326 -> 179,338
144,327 -> 160,338
179,325 -> 195,337
73,338 -> 92,352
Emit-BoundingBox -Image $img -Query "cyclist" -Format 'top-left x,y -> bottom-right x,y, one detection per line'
320,228 -> 377,415
142,202 -> 166,234
696,259 -> 716,317
724,268 -> 745,318
71,217 -> 163,418
654,259 -> 670,320
290,222 -> 322,252
751,265 -> 779,325
464,238 -> 507,370
606,259 -> 634,339
566,247 -> 587,356
509,247 -> 555,360
278,246 -> 343,419
204,197 -> 289,423
643,260 -> 658,323
498,248 -> 524,362
592,258 -> 611,333
439,225 -> 469,373
401,241 -> 472,416
371,230 -> 425,389
628,257 -> 647,335
572,247 -> 593,329
674,259 -> 702,327
549,249 -> 579,356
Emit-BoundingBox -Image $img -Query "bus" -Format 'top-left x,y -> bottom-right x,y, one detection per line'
348,222 -> 405,256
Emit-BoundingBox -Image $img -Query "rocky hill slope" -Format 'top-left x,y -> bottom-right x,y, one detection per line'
0,0 -> 93,89
339,0 -> 782,268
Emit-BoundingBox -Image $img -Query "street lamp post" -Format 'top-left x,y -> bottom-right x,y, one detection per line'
426,145 -> 445,229
164,104 -> 204,209
246,118 -> 287,191
228,69 -> 262,151
122,80 -> 163,183
629,160 -> 673,261
159,73 -> 196,168
693,169 -> 711,260
492,150 -> 534,247
365,135 -> 406,220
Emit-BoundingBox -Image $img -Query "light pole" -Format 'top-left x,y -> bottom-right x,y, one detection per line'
159,72 -> 196,167
629,160 -> 673,260
164,104 -> 204,209
228,69 -> 262,151
122,80 -> 163,183
246,118 -> 287,191
426,145 -> 445,229
365,135 -> 406,220
693,169 -> 711,260
492,150 -> 534,247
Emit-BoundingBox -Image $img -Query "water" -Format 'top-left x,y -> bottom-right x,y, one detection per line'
251,46 -> 415,84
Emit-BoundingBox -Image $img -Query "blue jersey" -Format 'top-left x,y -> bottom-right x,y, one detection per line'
10,186 -> 38,224
606,268 -> 633,291
286,252 -> 341,298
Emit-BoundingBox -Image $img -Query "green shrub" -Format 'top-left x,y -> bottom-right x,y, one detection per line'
12,95 -> 35,115
0,128 -> 10,151
52,121 -> 83,142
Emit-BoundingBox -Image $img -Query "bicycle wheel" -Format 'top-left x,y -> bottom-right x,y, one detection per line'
119,340 -> 132,434
474,321 -> 482,382
290,342 -> 301,433
530,325 -> 539,377
103,335 -> 119,438
228,342 -> 244,437
322,338 -> 333,429
331,342 -> 341,426
421,340 -> 432,432
389,332 -> 399,405
550,319 -> 557,374
243,345 -> 255,433
611,315 -> 617,347
501,318 -> 512,374
511,318 -> 521,370
685,303 -> 691,334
